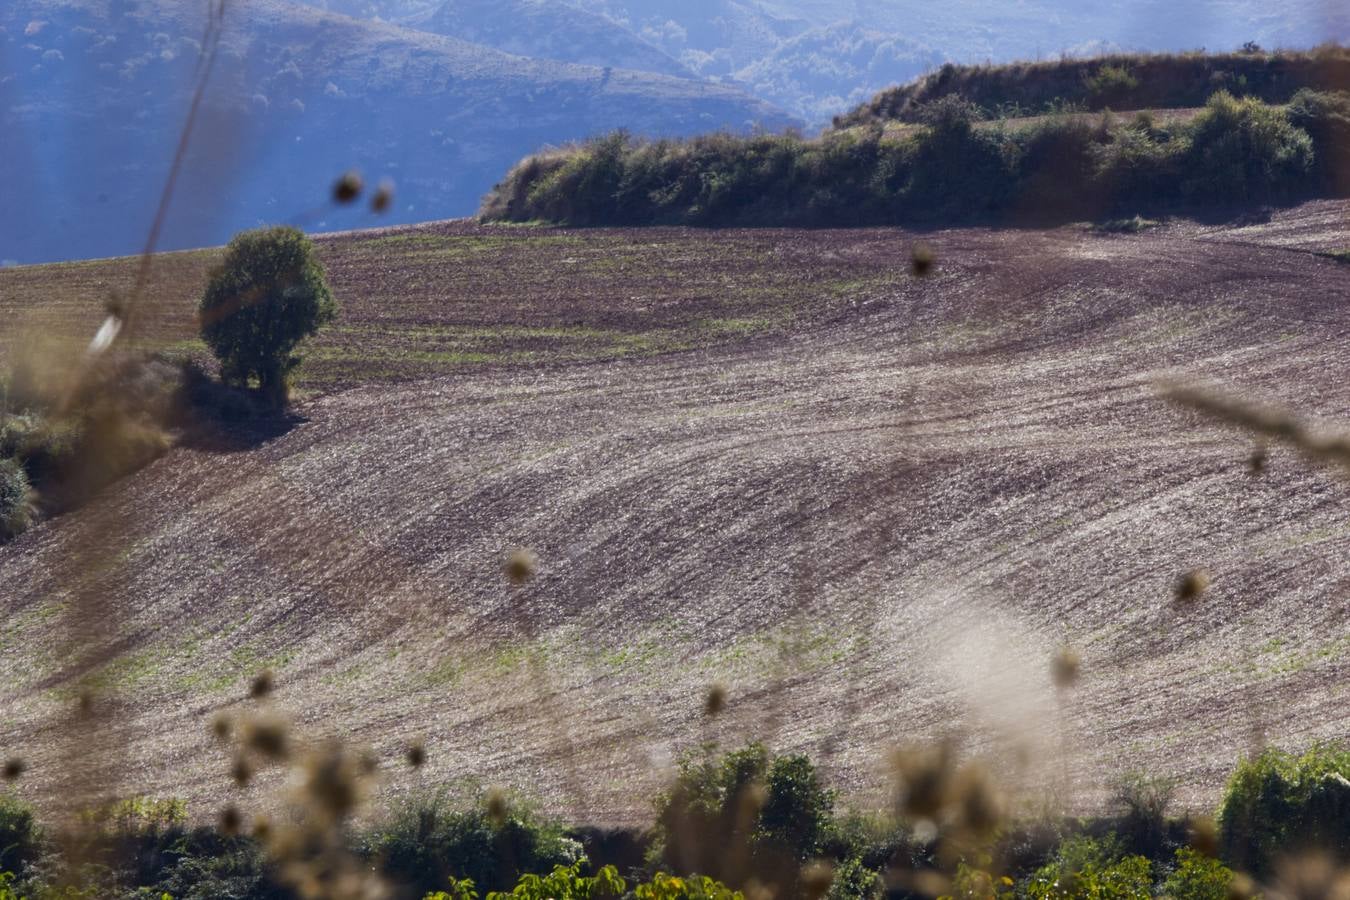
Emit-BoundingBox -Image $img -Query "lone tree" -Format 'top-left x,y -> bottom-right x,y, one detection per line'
200,226 -> 336,407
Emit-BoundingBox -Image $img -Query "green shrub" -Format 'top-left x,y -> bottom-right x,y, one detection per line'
1217,743 -> 1350,877
0,458 -> 31,541
1021,836 -> 1153,899
1287,88 -> 1350,194
1013,115 -> 1109,219
757,753 -> 837,859
1160,847 -> 1236,899
653,744 -> 843,896
364,790 -> 582,897
824,856 -> 881,899
633,873 -> 744,899
0,794 -> 43,877
1109,772 -> 1177,859
199,226 -> 336,407
1091,125 -> 1178,209
1085,65 -> 1140,106
1180,91 -> 1314,202
0,414 -> 82,491
904,95 -> 1013,218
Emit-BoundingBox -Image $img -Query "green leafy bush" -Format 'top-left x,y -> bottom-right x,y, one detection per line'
903,95 -> 1014,218
364,791 -> 582,896
425,866 -> 743,900
633,873 -> 744,899
1109,772 -> 1177,860
824,856 -> 881,899
1085,65 -> 1141,106
1218,743 -> 1350,877
653,744 -> 841,896
0,794 -> 43,877
1287,88 -> 1350,193
1013,115 -> 1109,219
0,458 -> 32,541
1181,91 -> 1314,202
1021,836 -> 1153,899
1160,847 -> 1236,899
199,226 -> 336,407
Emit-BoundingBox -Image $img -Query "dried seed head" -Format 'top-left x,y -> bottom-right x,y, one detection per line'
252,814 -> 272,843
892,745 -> 953,820
231,754 -> 253,787
301,742 -> 363,821
1227,871 -> 1258,899
243,716 -> 290,760
743,878 -> 775,900
911,242 -> 936,277
801,860 -> 835,900
405,742 -> 426,769
2,758 -> 25,781
1174,569 -> 1211,603
486,788 -> 509,826
250,670 -> 274,699
704,683 -> 728,716
371,179 -> 395,214
954,764 -> 1005,838
1188,815 -> 1219,858
1051,646 -> 1081,688
212,713 -> 233,742
333,170 -> 363,204
1249,443 -> 1268,475
504,548 -> 537,585
908,870 -> 949,898
1268,854 -> 1350,900
738,782 -> 768,820
219,803 -> 242,835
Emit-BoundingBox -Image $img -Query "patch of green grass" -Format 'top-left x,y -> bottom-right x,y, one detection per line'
178,642 -> 296,693
422,655 -> 463,689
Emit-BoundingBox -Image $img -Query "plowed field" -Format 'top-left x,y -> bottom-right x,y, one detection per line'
3,203 -> 1350,825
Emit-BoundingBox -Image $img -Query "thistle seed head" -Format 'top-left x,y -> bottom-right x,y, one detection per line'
1051,646 -> 1081,688
704,683 -> 728,716
1175,569 -> 1211,603
334,171 -> 363,204
504,548 -> 537,585
911,242 -> 936,277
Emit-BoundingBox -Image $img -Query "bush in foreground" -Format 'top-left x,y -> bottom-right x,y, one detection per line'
364,791 -> 582,896
1218,743 -> 1350,877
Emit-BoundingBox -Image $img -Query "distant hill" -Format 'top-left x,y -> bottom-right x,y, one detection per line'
287,0 -> 1350,129
0,0 -> 793,264
414,0 -> 695,79
732,22 -> 942,123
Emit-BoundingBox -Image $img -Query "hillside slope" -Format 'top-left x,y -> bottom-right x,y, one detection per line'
0,0 -> 792,265
3,205 -> 1350,825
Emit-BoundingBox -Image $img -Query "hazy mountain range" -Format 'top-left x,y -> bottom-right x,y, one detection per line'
3,0 -> 1347,264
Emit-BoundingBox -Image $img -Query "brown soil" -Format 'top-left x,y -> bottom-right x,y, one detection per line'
2,203 -> 1350,827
